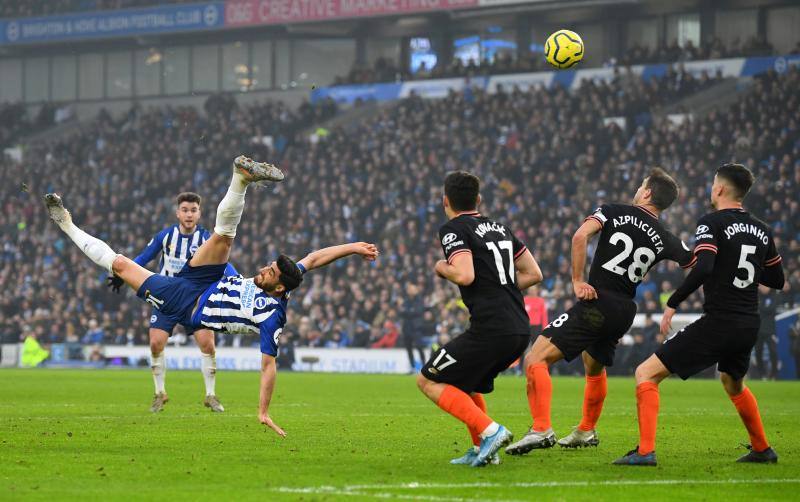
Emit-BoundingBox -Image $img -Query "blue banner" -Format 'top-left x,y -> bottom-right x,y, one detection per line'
0,2 -> 223,45
311,82 -> 402,105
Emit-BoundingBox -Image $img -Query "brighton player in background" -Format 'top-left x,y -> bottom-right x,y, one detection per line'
44,156 -> 378,435
616,163 -> 785,466
416,171 -> 543,467
506,168 -> 693,455
107,192 -> 235,413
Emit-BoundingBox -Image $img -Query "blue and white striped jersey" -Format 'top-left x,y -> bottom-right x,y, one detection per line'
134,224 -> 209,277
191,263 -> 307,356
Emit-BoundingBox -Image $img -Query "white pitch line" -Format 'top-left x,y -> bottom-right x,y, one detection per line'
342,478 -> 800,491
272,486 -> 525,502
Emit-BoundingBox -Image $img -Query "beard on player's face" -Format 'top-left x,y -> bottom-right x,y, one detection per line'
255,263 -> 284,294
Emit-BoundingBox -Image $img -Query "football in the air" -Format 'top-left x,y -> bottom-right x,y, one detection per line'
544,29 -> 584,69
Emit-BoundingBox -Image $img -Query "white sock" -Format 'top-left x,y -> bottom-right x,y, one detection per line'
479,422 -> 500,439
213,174 -> 249,237
151,352 -> 166,395
201,352 -> 216,396
60,220 -> 118,273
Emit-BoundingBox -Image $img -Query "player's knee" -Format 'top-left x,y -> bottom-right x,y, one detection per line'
416,373 -> 431,393
720,373 -> 744,396
634,363 -> 652,384
111,255 -> 129,275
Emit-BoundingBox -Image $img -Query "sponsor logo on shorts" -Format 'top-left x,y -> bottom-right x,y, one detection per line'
151,315 -> 157,323
273,328 -> 283,346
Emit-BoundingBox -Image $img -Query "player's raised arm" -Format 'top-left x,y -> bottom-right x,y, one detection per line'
297,242 -> 378,273
571,217 -> 603,300
259,354 -> 285,437
661,218 -> 719,334
514,249 -> 543,290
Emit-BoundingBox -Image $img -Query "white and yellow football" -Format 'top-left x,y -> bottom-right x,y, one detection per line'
544,29 -> 584,69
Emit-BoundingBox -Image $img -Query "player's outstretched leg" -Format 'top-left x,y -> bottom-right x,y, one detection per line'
450,393 -> 500,466
559,352 -> 606,448
506,336 -> 562,455
417,375 -> 512,467
45,193 -> 118,273
188,156 -> 284,268
720,373 -> 778,463
613,354 -> 668,467
45,193 -> 154,291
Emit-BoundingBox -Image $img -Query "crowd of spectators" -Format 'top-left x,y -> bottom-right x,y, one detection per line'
335,37 -> 798,86
1,63 -> 797,375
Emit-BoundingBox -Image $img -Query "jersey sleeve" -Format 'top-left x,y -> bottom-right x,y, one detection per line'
692,215 -> 718,255
584,204 -> 613,228
259,312 -> 286,356
133,229 -> 166,267
511,231 -> 529,261
764,233 -> 782,268
297,262 -> 308,275
439,222 -> 471,264
667,233 -> 695,269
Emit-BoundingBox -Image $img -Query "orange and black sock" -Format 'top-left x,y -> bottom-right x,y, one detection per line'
467,393 -> 487,446
636,381 -> 659,455
730,387 -> 769,452
437,385 -> 493,437
526,362 -> 552,432
578,370 -> 607,431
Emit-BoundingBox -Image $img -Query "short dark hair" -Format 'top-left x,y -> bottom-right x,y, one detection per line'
176,192 -> 202,206
645,167 -> 679,210
716,163 -> 754,200
276,254 -> 303,292
444,171 -> 480,212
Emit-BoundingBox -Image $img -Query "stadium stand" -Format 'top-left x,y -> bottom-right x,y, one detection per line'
1,63 -> 797,375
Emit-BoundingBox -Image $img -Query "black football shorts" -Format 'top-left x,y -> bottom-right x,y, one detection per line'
656,314 -> 759,380
541,290 -> 637,367
421,331 -> 529,394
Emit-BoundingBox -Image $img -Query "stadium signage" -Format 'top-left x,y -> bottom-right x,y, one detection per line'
0,2 -> 223,45
224,0 -> 478,26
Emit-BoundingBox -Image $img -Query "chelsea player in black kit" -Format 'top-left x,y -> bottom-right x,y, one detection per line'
416,171 -> 544,467
506,168 -> 694,455
616,163 -> 785,466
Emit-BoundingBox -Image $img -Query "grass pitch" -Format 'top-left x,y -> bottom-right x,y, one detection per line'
1,369 -> 798,501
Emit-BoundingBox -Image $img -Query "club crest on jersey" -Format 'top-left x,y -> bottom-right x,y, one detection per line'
442,233 -> 458,246
189,244 -> 199,255
474,222 -> 506,238
255,296 -> 268,310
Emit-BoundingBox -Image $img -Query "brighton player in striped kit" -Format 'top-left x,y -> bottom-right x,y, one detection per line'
45,156 -> 379,434
107,192 -> 236,413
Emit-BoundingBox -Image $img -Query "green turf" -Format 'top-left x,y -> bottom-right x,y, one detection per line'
1,369 -> 798,501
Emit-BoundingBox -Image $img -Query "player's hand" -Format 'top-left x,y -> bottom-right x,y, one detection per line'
572,281 -> 597,300
660,307 -> 676,335
352,242 -> 379,261
106,275 -> 124,293
259,413 -> 286,437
